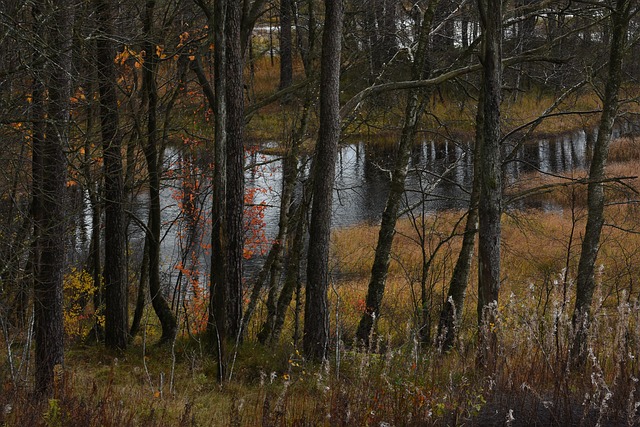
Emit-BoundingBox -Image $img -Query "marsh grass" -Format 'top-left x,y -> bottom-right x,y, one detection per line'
507,139 -> 640,209
3,164 -> 640,426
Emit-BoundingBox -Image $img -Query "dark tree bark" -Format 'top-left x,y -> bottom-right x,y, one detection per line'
303,0 -> 343,361
571,0 -> 631,367
97,0 -> 128,350
142,0 -> 177,345
129,232 -> 149,338
355,0 -> 438,346
279,0 -> 293,90
476,0 -> 503,368
379,0 -> 397,66
365,0 -> 397,77
225,0 -> 245,344
433,0 -> 455,54
33,0 -> 73,394
294,0 -> 317,74
199,0 -> 229,382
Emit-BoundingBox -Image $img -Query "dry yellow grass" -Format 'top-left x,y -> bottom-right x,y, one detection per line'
506,142 -> 640,208
609,136 -> 640,162
331,199 -> 640,342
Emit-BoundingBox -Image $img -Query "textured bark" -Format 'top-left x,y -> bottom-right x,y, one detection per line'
571,0 -> 630,367
33,0 -> 72,394
279,0 -> 293,90
142,0 -> 177,345
226,0 -> 245,343
355,1 -> 437,346
476,0 -> 503,368
97,0 -> 128,350
303,0 -> 343,361
204,0 -> 228,382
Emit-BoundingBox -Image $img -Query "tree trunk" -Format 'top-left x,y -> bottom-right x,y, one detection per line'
303,0 -> 343,361
355,1 -> 437,346
142,0 -> 177,345
33,0 -> 72,394
437,101 -> 482,351
476,0 -> 503,368
571,0 -> 630,367
206,0 -> 229,383
255,87 -> 312,344
279,0 -> 293,90
270,198 -> 309,345
97,0 -> 128,350
129,232 -> 149,338
225,0 -> 245,344
379,0 -> 397,64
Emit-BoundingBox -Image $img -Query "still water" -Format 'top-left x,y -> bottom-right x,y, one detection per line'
74,124 -> 634,281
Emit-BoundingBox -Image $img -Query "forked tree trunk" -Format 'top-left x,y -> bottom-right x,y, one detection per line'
255,88 -> 312,344
142,0 -> 177,345
269,198 -> 309,345
437,91 -> 483,351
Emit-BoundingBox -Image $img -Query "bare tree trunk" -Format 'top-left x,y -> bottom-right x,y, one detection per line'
97,0 -> 128,350
355,1 -> 438,346
80,79 -> 105,343
303,0 -> 343,361
254,87 -> 312,344
142,0 -> 177,345
571,0 -> 631,368
270,198 -> 309,345
476,0 -> 503,368
225,0 -> 245,344
379,0 -> 397,64
279,0 -> 293,90
202,0 -> 229,383
437,134 -> 481,351
33,0 -> 73,394
129,232 -> 149,338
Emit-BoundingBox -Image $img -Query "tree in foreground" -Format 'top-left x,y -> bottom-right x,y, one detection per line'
96,0 -> 128,350
571,0 -> 632,367
304,0 -> 343,361
476,0 -> 503,368
32,0 -> 73,394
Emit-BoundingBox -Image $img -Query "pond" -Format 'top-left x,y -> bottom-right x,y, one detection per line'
73,122 -> 635,283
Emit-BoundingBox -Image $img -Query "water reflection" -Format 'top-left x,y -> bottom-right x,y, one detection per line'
78,122 -> 637,280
